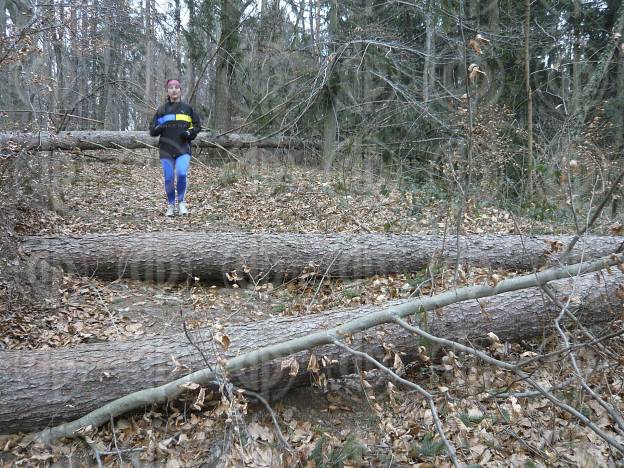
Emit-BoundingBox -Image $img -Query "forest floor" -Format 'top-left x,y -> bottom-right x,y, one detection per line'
1,149 -> 622,467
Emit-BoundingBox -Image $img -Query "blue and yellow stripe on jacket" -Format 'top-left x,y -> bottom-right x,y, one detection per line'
157,113 -> 194,128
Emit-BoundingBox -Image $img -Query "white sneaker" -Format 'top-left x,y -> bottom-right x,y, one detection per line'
165,205 -> 175,217
178,201 -> 188,215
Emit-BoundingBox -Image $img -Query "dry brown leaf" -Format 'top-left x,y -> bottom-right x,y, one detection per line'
487,332 -> 500,343
468,63 -> 486,81
192,387 -> 206,410
180,381 -> 200,391
171,355 -> 190,373
213,332 -> 230,351
468,39 -> 482,54
247,422 -> 275,443
393,353 -> 404,374
307,353 -> 319,373
609,222 -> 624,235
281,356 -> 300,376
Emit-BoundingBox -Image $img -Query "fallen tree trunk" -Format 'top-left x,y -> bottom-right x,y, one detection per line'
2,261 -> 622,435
21,232 -> 624,283
0,130 -> 318,152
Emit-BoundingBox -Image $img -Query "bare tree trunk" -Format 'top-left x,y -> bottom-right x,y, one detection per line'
314,0 -> 320,54
524,0 -> 533,194
616,41 -> 624,151
459,0 -> 474,187
571,0 -> 582,116
322,0 -> 338,171
0,0 -> 6,37
174,0 -> 182,76
20,231 -> 624,283
308,0 -> 315,49
144,0 -> 153,123
295,0 -> 305,44
575,0 -> 624,134
442,62 -> 454,91
259,0 -> 269,45
423,0 -> 435,103
469,0 -> 479,27
66,4 -> 79,129
322,92 -> 337,171
2,268 -> 622,435
87,3 -> 97,124
99,0 -> 114,128
214,0 -> 241,131
52,1 -> 65,117
487,0 -> 498,33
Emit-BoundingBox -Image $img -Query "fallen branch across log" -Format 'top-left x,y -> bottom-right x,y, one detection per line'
2,253 -> 623,437
20,232 -> 624,283
0,130 -> 319,152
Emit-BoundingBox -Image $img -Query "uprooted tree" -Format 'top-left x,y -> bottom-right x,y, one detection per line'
2,254 -> 623,437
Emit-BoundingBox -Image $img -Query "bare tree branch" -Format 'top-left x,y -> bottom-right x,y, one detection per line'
392,317 -> 624,453
332,339 -> 459,467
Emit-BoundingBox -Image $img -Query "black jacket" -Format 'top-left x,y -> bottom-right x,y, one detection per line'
149,100 -> 202,159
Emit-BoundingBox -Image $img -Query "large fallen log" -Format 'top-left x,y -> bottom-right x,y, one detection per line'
20,232 -> 624,283
2,263 -> 622,435
0,130 -> 318,152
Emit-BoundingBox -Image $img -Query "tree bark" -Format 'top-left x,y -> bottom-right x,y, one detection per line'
20,231 -> 624,283
99,0 -> 114,129
322,0 -> 338,171
487,0 -> 498,34
174,0 -> 182,76
575,0 -> 624,134
616,36 -> 624,152
2,268 -> 622,435
0,0 -> 6,38
52,2 -> 65,120
571,0 -> 582,116
0,130 -> 318,152
423,0 -> 435,104
214,0 -> 241,131
144,0 -> 153,123
524,0 -> 534,194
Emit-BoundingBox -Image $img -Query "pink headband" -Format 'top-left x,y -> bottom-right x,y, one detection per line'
166,79 -> 181,88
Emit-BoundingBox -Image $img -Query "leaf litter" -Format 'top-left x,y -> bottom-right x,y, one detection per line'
1,149 -> 623,466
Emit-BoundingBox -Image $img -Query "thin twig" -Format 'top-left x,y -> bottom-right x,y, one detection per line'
0,110 -> 104,124
517,329 -> 624,368
307,249 -> 343,313
197,138 -> 242,163
491,362 -> 616,399
545,282 -> 624,436
562,166 -> 624,259
109,415 -> 123,467
182,317 -> 214,373
331,338 -> 460,468
393,316 -> 624,453
242,389 -> 293,451
566,167 -> 581,232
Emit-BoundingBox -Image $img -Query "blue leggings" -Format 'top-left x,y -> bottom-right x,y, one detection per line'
161,154 -> 191,205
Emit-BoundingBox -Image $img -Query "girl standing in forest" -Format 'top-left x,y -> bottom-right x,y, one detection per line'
149,79 -> 202,216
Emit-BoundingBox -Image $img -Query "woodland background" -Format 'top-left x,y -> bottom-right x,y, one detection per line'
1,0 -> 623,201
2,0 -> 624,466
